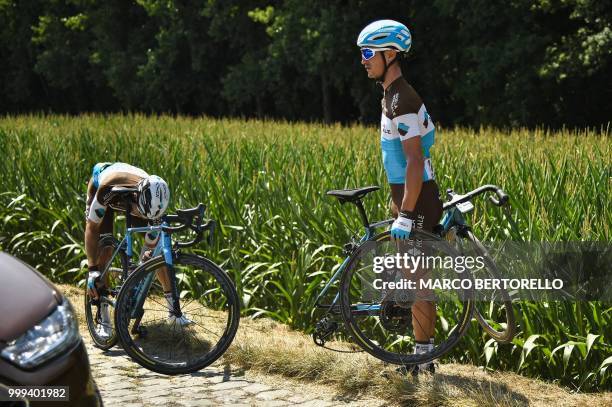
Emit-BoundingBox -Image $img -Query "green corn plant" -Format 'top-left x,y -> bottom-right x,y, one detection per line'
0,115 -> 609,390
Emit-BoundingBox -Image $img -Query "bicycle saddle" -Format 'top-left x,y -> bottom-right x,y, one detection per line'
110,186 -> 138,195
326,186 -> 380,203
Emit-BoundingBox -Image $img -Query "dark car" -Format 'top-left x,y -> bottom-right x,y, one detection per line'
0,252 -> 102,407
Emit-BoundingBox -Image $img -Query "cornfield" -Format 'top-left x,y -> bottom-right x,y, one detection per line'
0,114 -> 610,390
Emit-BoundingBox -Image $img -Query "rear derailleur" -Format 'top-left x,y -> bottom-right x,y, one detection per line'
313,317 -> 339,347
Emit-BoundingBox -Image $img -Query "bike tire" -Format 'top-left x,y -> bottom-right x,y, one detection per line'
114,253 -> 240,375
464,229 -> 516,343
84,234 -> 128,350
339,230 -> 474,366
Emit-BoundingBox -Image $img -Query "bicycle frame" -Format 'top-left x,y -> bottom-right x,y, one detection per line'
98,219 -> 179,320
313,218 -> 395,316
313,202 -> 473,317
100,222 -> 174,274
312,184 -> 510,349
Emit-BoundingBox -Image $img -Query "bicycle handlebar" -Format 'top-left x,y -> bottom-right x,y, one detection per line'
161,203 -> 216,248
443,184 -> 509,211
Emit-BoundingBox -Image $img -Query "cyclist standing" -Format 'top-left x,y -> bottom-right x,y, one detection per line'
84,162 -> 189,337
357,20 -> 443,374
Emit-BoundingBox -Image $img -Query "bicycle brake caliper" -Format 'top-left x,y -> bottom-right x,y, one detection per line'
343,237 -> 359,256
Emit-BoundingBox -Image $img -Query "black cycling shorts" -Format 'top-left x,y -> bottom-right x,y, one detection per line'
389,180 -> 443,233
85,177 -> 148,234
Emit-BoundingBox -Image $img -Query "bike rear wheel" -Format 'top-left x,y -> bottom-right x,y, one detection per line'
84,234 -> 129,350
339,230 -> 474,366
114,253 -> 240,375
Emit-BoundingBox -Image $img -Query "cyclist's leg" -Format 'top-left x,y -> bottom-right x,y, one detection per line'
155,266 -> 172,293
390,182 -> 443,342
132,217 -> 172,292
84,178 -> 115,339
413,182 -> 443,342
97,207 -> 114,286
136,216 -> 159,264
132,217 -> 179,317
155,265 -> 188,322
85,178 -> 113,289
390,181 -> 443,374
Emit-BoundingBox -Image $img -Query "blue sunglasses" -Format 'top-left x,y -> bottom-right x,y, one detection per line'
360,48 -> 376,61
360,47 -> 393,61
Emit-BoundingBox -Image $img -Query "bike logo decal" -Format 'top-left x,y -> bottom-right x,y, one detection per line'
425,158 -> 435,179
398,122 -> 409,136
391,93 -> 399,116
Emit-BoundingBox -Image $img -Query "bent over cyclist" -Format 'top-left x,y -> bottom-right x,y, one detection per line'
357,20 -> 443,374
84,162 -> 189,336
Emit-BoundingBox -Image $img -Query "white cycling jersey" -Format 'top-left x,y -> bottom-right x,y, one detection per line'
380,77 -> 435,184
86,162 -> 149,223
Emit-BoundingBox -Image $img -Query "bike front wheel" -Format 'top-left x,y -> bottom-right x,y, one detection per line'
461,229 -> 516,343
339,230 -> 474,366
114,253 -> 240,375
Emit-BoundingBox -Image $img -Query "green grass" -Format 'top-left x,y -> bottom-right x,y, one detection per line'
0,114 -> 610,391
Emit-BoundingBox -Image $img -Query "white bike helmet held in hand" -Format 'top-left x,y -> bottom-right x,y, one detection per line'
137,175 -> 170,219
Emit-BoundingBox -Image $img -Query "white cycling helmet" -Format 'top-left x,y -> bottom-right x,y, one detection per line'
137,175 -> 170,219
357,19 -> 412,52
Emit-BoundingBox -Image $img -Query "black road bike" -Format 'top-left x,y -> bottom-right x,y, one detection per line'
312,184 -> 516,366
85,187 -> 240,374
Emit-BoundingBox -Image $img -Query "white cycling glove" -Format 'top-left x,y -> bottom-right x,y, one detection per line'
391,211 -> 414,240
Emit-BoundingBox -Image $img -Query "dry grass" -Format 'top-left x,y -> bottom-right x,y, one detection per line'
59,283 -> 612,406
224,316 -> 611,407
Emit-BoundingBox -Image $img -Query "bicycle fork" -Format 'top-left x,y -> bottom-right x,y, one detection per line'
161,231 -> 183,318
130,272 -> 154,335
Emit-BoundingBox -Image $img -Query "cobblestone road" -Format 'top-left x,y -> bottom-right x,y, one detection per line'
85,338 -> 381,407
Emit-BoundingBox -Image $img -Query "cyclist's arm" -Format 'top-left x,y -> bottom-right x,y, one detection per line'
393,112 -> 424,212
85,193 -> 107,267
85,221 -> 101,268
401,137 -> 424,212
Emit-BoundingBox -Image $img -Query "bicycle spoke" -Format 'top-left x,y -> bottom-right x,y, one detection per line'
179,312 -> 226,321
339,231 -> 473,365
178,323 -> 192,365
139,316 -> 169,325
179,297 -> 196,310
189,320 -> 222,340
141,307 -> 169,313
115,253 -> 239,373
146,296 -> 172,312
